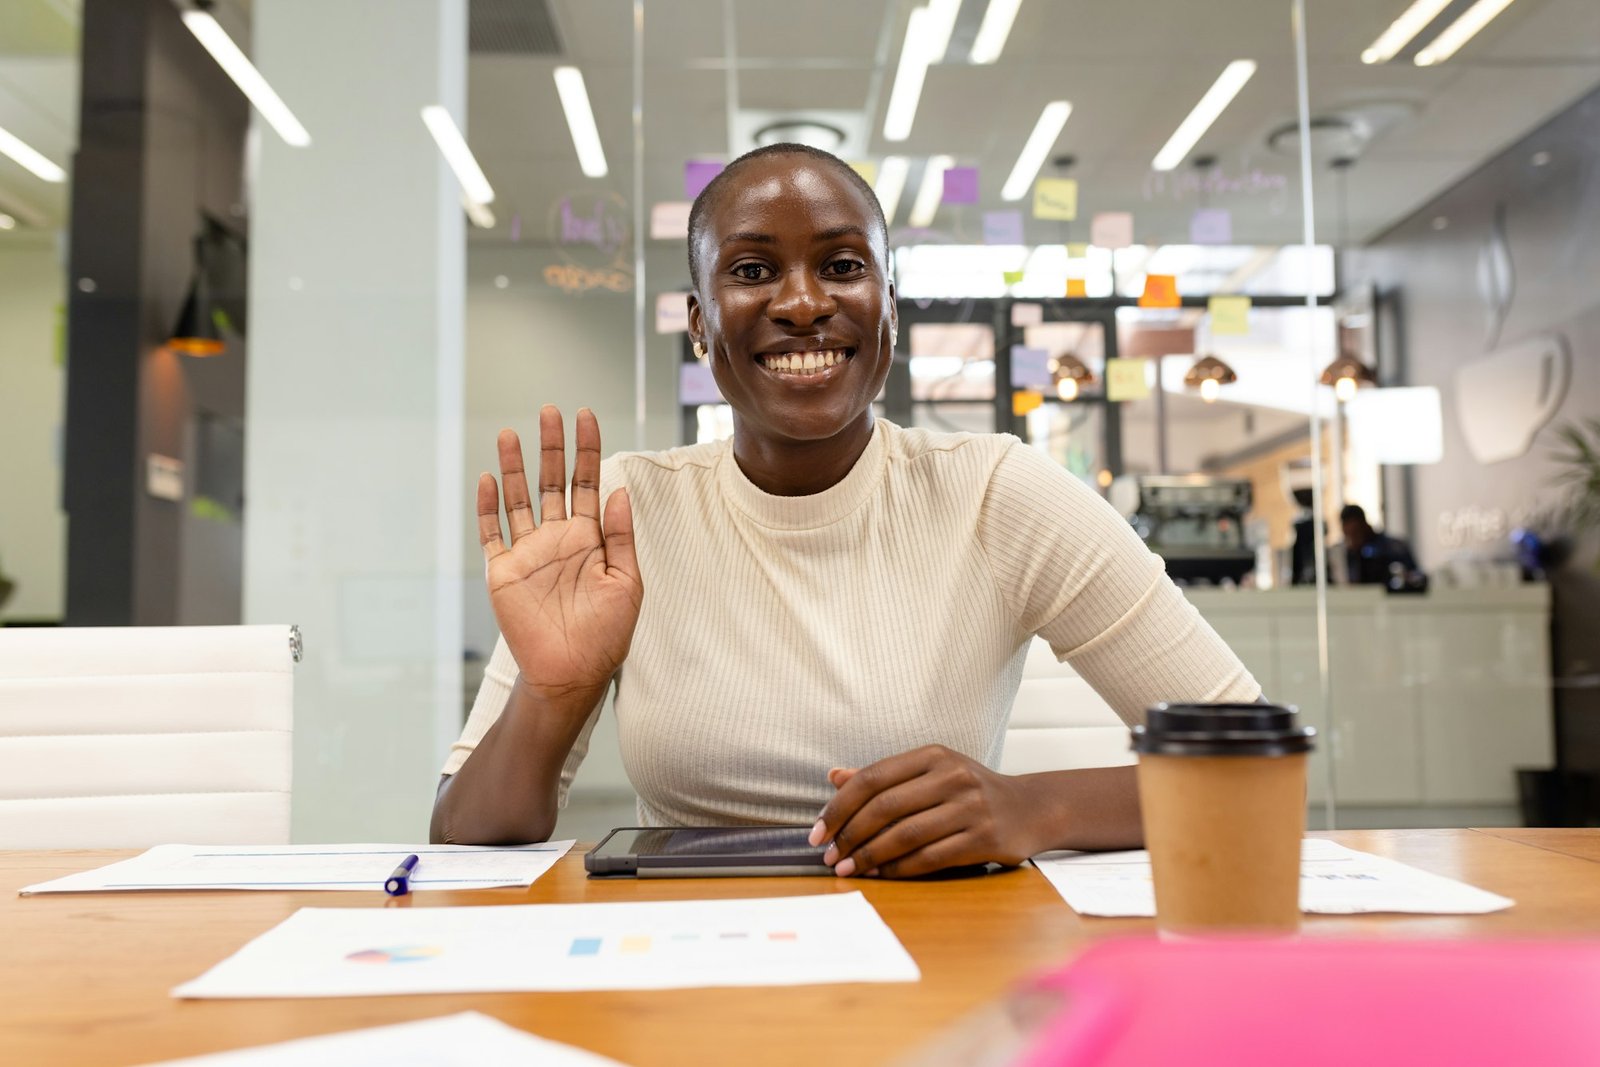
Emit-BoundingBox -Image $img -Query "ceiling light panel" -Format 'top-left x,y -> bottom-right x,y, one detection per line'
909,154 -> 953,228
884,6 -> 936,141
1360,0 -> 1454,64
1001,101 -> 1071,201
421,105 -> 495,206
553,67 -> 607,178
875,156 -> 910,226
1151,60 -> 1257,172
0,125 -> 66,183
970,0 -> 1023,64
1414,0 -> 1517,66
180,11 -> 311,147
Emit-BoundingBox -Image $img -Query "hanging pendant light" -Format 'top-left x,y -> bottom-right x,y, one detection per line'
1184,353 -> 1237,403
1319,350 -> 1376,402
168,234 -> 225,357
1050,351 -> 1096,401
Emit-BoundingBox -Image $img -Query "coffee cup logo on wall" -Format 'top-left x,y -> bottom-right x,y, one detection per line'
543,191 -> 633,296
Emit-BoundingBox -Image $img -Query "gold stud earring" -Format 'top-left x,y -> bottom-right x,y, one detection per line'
693,341 -> 706,359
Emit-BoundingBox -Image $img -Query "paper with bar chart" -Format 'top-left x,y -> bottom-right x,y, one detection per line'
172,891 -> 919,998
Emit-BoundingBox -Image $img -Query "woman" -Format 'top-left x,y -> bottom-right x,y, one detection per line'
431,144 -> 1260,877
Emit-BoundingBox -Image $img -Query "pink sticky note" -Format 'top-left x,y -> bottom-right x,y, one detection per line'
1090,212 -> 1134,249
684,161 -> 724,199
983,210 -> 1025,245
1190,208 -> 1232,245
679,362 -> 723,405
943,167 -> 980,204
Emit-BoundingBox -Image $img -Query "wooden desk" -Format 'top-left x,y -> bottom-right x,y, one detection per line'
4,829 -> 1600,1067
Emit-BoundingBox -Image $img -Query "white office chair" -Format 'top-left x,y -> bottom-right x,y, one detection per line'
1000,637 -> 1137,774
0,625 -> 298,848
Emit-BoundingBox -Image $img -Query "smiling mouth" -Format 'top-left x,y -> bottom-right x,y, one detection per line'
756,347 -> 855,377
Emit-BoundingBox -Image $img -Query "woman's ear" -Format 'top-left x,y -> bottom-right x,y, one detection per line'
887,281 -> 899,348
687,294 -> 707,359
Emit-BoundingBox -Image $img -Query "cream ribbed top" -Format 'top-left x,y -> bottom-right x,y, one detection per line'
443,420 -> 1260,826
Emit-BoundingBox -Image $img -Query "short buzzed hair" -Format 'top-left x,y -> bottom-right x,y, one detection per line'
686,143 -> 889,287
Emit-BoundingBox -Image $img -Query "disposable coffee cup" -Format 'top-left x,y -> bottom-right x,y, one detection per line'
1132,703 -> 1315,935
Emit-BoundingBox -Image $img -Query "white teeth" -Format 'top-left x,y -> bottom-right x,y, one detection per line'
762,349 -> 849,374
803,352 -> 818,370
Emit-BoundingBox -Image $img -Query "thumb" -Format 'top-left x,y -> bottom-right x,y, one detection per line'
828,767 -> 859,789
601,487 -> 640,583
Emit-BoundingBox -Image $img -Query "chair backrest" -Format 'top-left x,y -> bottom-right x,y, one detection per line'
0,625 -> 297,848
1000,636 -> 1136,775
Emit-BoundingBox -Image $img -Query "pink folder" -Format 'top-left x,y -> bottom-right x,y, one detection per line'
1014,938 -> 1600,1067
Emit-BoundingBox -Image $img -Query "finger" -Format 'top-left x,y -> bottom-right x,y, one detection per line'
875,831 -> 982,880
828,767 -> 858,789
828,775 -> 956,870
812,751 -> 931,849
837,807 -> 967,878
601,488 -> 640,584
538,405 -> 568,523
570,408 -> 602,520
476,473 -> 508,562
497,429 -> 536,543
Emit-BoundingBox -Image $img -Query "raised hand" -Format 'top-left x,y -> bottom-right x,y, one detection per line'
478,406 -> 643,710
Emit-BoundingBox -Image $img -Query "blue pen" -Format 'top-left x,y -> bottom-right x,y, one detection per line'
384,854 -> 420,896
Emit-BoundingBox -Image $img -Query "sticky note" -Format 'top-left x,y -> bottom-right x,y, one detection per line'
1138,273 -> 1180,309
943,166 -> 980,204
1090,212 -> 1134,249
849,160 -> 878,185
1002,269 -> 1026,286
684,160 -> 724,199
1013,390 -> 1045,416
1066,278 -> 1088,298
655,291 -> 690,333
650,201 -> 692,240
1033,178 -> 1078,221
1010,345 -> 1053,388
1011,302 -> 1044,327
1105,358 -> 1151,401
983,210 -> 1025,245
679,362 -> 723,405
1209,295 -> 1251,335
1190,208 -> 1232,245
1066,242 -> 1089,258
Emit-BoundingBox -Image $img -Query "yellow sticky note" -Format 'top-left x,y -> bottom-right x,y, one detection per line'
1033,177 -> 1078,221
849,160 -> 878,186
1209,295 -> 1251,335
1138,274 -> 1180,309
1105,358 -> 1151,401
1065,278 -> 1088,298
1002,270 -> 1026,286
1066,243 -> 1089,258
1013,390 -> 1044,416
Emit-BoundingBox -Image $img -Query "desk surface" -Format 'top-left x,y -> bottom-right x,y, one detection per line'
4,829 -> 1600,1067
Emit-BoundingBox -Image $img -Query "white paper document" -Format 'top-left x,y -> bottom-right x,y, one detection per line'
20,841 -> 574,895
1032,838 -> 1515,917
137,1012 -> 629,1066
173,891 -> 920,998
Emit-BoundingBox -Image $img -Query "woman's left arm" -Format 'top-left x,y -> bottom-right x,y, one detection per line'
811,750 -> 1140,878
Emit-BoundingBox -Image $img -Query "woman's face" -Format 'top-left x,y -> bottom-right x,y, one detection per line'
688,156 -> 896,448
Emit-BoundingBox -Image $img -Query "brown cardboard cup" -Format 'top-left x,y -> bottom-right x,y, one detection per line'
1132,704 -> 1315,935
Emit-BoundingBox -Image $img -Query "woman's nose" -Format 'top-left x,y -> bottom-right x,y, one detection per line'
768,268 -> 835,327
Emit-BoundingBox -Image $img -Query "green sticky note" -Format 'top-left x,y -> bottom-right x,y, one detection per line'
1002,270 -> 1026,286
1105,358 -> 1151,402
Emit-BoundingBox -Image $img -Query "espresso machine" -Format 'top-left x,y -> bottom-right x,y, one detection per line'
1109,475 -> 1256,585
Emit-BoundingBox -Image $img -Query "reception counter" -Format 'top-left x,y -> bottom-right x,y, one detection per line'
1188,586 -> 1554,819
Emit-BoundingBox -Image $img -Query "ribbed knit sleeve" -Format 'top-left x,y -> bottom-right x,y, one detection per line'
975,441 -> 1260,725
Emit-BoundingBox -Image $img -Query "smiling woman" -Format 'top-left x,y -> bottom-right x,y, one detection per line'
430,144 -> 1262,878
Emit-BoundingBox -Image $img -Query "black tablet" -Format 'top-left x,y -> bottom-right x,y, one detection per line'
585,825 -> 832,878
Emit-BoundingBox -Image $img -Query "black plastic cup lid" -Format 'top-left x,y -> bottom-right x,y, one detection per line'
1131,703 -> 1316,757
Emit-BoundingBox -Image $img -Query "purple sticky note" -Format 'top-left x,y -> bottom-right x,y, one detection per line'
982,210 -> 1025,245
1010,346 -> 1053,389
679,361 -> 724,405
684,161 -> 724,200
1190,208 -> 1232,245
943,166 -> 979,205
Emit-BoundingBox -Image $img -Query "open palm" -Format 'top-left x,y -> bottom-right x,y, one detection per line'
477,406 -> 643,707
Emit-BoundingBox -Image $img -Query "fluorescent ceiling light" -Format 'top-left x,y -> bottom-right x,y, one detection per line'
0,213 -> 15,230
1151,60 -> 1256,172
884,7 -> 938,141
1360,0 -> 1453,64
462,195 -> 496,230
1001,101 -> 1071,201
421,105 -> 495,206
908,154 -> 953,228
970,0 -> 1024,64
924,0 -> 962,61
180,11 -> 311,147
552,66 -> 607,178
874,156 -> 910,226
1414,0 -> 1516,66
0,125 -> 67,182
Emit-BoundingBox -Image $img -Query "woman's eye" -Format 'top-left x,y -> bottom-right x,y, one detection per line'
732,263 -> 771,281
825,259 -> 865,277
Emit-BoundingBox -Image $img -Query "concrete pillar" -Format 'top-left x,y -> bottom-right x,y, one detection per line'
246,1 -> 465,841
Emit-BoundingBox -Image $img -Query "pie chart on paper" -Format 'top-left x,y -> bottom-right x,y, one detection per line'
345,945 -> 443,964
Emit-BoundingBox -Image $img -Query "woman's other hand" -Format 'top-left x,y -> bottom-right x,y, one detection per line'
478,406 -> 643,712
809,746 -> 1039,879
